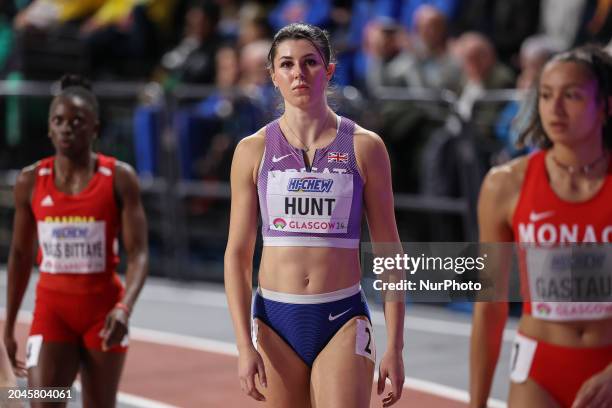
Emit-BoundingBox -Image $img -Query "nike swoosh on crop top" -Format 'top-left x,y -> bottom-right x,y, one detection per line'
257,116 -> 364,248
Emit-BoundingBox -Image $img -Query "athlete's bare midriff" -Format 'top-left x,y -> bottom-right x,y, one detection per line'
519,315 -> 612,347
258,246 -> 361,294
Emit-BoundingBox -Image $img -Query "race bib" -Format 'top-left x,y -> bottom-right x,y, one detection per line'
266,171 -> 353,234
355,318 -> 376,363
509,333 -> 537,383
524,245 -> 612,321
37,221 -> 106,274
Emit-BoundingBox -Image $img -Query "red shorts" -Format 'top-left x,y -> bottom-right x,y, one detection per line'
29,280 -> 128,354
510,332 -> 612,407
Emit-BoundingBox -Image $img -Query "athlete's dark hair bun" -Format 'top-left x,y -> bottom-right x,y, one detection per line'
59,74 -> 92,91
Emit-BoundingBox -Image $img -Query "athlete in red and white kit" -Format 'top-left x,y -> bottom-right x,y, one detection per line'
470,45 -> 612,408
3,75 -> 148,408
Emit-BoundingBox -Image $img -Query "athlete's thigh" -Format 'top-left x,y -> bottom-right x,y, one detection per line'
310,316 -> 375,408
509,379 -> 561,408
254,318 -> 311,408
28,342 -> 80,408
79,348 -> 126,408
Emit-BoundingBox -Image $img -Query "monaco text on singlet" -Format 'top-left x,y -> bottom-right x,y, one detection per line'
32,154 -> 122,294
512,151 -> 612,321
257,116 -> 364,248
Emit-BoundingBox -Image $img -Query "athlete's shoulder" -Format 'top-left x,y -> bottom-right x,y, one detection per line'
352,122 -> 386,153
480,154 -> 530,202
17,161 -> 39,185
13,161 -> 40,205
235,127 -> 266,157
114,160 -> 138,180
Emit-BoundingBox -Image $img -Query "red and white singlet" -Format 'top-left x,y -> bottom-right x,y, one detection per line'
512,151 -> 612,321
31,154 -> 122,294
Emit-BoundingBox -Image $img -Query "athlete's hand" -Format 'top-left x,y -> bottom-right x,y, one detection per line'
238,346 -> 267,402
377,348 -> 405,407
572,365 -> 612,408
2,336 -> 27,378
99,308 -> 129,352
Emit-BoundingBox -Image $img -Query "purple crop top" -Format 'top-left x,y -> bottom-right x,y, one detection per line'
257,115 -> 364,248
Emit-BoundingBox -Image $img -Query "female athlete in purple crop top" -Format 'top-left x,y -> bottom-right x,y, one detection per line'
225,23 -> 405,407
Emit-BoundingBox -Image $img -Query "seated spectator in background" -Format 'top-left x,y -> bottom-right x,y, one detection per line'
403,4 -> 462,92
365,17 -> 410,93
80,0 -> 178,79
397,0 -> 461,31
11,0 -> 103,78
455,32 -> 515,120
13,0 -> 103,31
453,0 -> 540,67
215,0 -> 240,41
268,0 -> 331,31
365,6 -> 461,94
495,35 -> 563,162
540,0 -> 590,50
237,39 -> 274,110
158,0 -> 221,85
186,40 -> 272,181
235,3 -> 271,48
454,32 -> 515,161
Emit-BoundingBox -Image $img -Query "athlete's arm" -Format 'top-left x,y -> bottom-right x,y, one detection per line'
0,338 -> 17,387
356,128 -> 405,407
100,162 -> 148,350
469,167 -> 515,408
3,167 -> 36,375
572,363 -> 612,408
224,134 -> 267,401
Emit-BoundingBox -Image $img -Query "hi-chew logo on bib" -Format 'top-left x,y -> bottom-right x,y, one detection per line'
267,171 -> 353,234
37,218 -> 106,274
287,177 -> 333,193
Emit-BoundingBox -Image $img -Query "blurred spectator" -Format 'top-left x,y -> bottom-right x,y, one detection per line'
455,32 -> 515,121
158,0 -> 221,85
238,39 -> 274,104
368,0 -> 459,25
215,0 -> 240,40
13,0 -> 103,31
81,0 -> 178,78
268,0 -> 331,31
454,31 -> 515,164
495,35 -> 563,161
365,5 -> 462,93
365,17 -> 410,92
178,40 -> 272,181
453,0 -> 541,67
540,0 -> 591,49
404,4 -> 462,92
11,0 -> 104,79
236,2 -> 271,48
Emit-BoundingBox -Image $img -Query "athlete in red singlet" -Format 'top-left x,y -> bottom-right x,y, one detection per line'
3,75 -> 148,408
470,46 -> 612,408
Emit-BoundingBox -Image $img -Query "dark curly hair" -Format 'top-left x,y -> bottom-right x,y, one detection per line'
518,44 -> 612,149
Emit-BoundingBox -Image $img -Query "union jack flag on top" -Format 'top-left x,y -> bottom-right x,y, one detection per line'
327,152 -> 348,163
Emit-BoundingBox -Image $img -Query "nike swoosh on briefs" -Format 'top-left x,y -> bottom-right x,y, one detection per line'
272,154 -> 292,163
529,211 -> 555,223
328,308 -> 352,321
